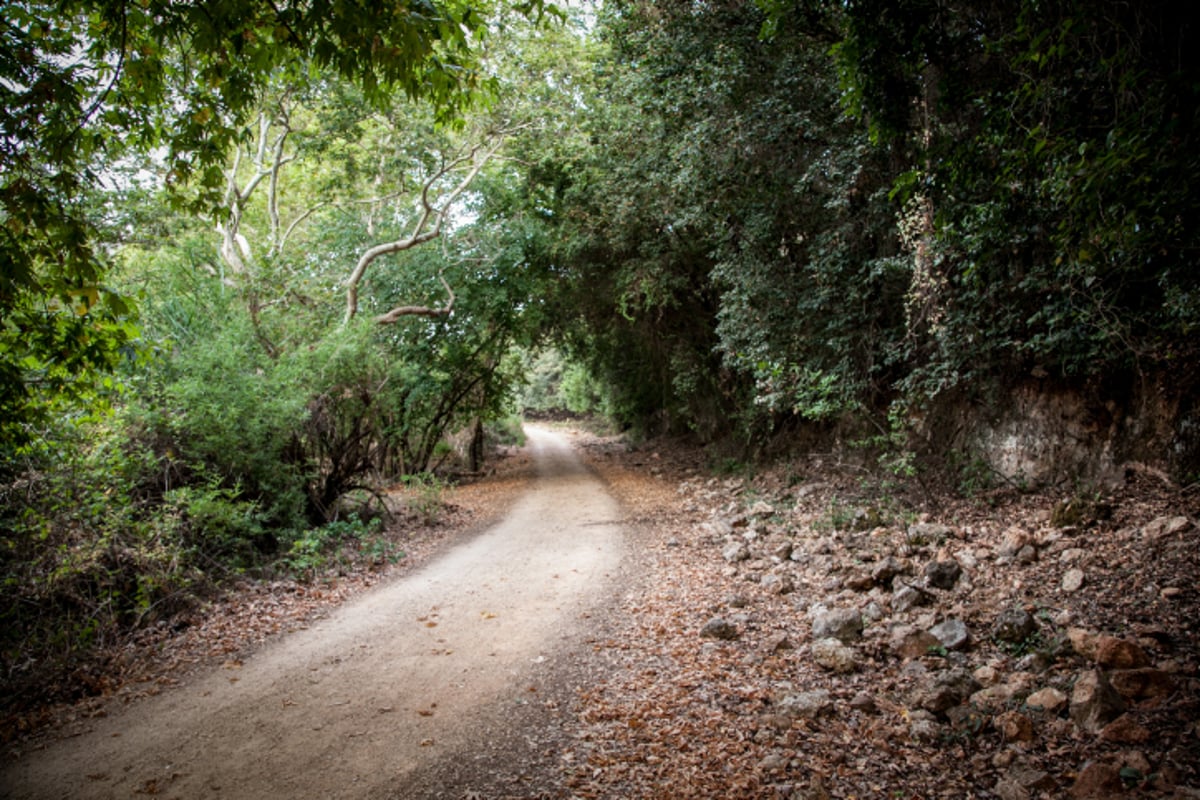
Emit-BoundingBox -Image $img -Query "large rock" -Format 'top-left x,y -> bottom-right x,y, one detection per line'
1070,761 -> 1124,798
1070,670 -> 1127,734
811,607 -> 863,643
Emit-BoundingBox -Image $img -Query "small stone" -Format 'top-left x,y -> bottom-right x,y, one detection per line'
722,541 -> 751,563
929,618 -> 970,651
912,667 -> 979,714
998,528 -> 1033,559
907,709 -> 940,741
1070,670 -> 1127,734
871,556 -> 905,588
1161,586 -> 1183,599
811,608 -> 863,644
748,500 -> 775,517
892,628 -> 941,661
1016,544 -> 1038,564
994,710 -> 1035,742
892,583 -> 929,613
1070,761 -> 1123,798
811,637 -> 859,673
924,559 -> 962,590
761,573 -> 795,595
1061,568 -> 1086,593
758,752 -> 788,772
700,617 -> 740,641
1025,687 -> 1069,713
1099,713 -> 1151,743
993,608 -> 1039,644
974,665 -> 1002,687
907,522 -> 954,544
1094,636 -> 1151,669
766,633 -> 793,653
849,692 -> 876,712
777,688 -> 833,719
1068,628 -> 1099,660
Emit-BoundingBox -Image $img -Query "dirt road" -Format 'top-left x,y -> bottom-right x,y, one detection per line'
2,426 -> 627,799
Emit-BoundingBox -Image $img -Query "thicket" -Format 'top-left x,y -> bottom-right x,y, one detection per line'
525,0 -> 1199,466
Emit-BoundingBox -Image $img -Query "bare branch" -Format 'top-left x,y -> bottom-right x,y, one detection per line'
343,130 -> 510,324
373,275 -> 456,324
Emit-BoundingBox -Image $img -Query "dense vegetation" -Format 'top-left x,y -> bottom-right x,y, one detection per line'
2,0 -> 1197,713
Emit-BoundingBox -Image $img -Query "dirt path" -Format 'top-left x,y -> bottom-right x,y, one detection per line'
1,426 -> 627,799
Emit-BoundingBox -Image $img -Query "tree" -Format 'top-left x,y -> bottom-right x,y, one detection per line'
0,0 -> 551,459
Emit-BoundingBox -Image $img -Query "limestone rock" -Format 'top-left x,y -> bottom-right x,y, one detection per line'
777,688 -> 834,719
1070,670 -> 1127,734
929,618 -> 970,651
924,559 -> 962,590
1141,515 -> 1192,542
993,608 -> 1039,644
811,637 -> 859,673
912,667 -> 980,714
1025,686 -> 1069,713
811,607 -> 863,643
1061,567 -> 1086,593
700,617 -> 740,641
722,541 -> 751,563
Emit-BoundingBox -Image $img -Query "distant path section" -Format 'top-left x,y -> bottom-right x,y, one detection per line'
1,425 -> 626,799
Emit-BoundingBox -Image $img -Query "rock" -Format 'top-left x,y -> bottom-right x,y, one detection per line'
1025,686 -> 1069,713
994,710 -> 1035,742
761,572 -> 795,595
1068,628 -> 1099,660
871,556 -> 905,588
811,637 -> 859,673
892,627 -> 942,660
722,541 -> 751,563
929,618 -> 970,651
700,617 -> 740,641
924,559 -> 962,589
1015,544 -> 1038,564
849,692 -> 876,712
912,667 -> 980,714
993,608 -> 1039,644
998,528 -> 1034,560
747,500 -> 775,517
850,506 -> 884,531
1070,761 -> 1124,798
892,583 -> 931,613
1061,568 -> 1086,593
907,522 -> 954,544
1094,636 -> 1151,669
1099,713 -> 1151,743
1108,668 -> 1175,700
777,689 -> 833,719
1070,670 -> 1127,734
995,767 -> 1058,800
1141,515 -> 1192,541
907,709 -> 940,741
811,608 -> 863,643
770,540 -> 793,560
757,752 -> 788,772
766,633 -> 793,653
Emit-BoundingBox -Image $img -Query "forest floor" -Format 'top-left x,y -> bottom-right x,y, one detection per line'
3,424 -> 1199,799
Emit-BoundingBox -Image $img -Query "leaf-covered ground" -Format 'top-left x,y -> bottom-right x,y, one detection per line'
5,428 -> 1199,799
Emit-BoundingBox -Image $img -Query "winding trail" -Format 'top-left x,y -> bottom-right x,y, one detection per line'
2,426 -> 626,799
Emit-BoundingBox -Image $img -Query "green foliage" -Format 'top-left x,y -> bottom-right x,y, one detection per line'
400,473 -> 448,525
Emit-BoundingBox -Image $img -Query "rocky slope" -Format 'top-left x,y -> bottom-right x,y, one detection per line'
570,435 -> 1200,799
